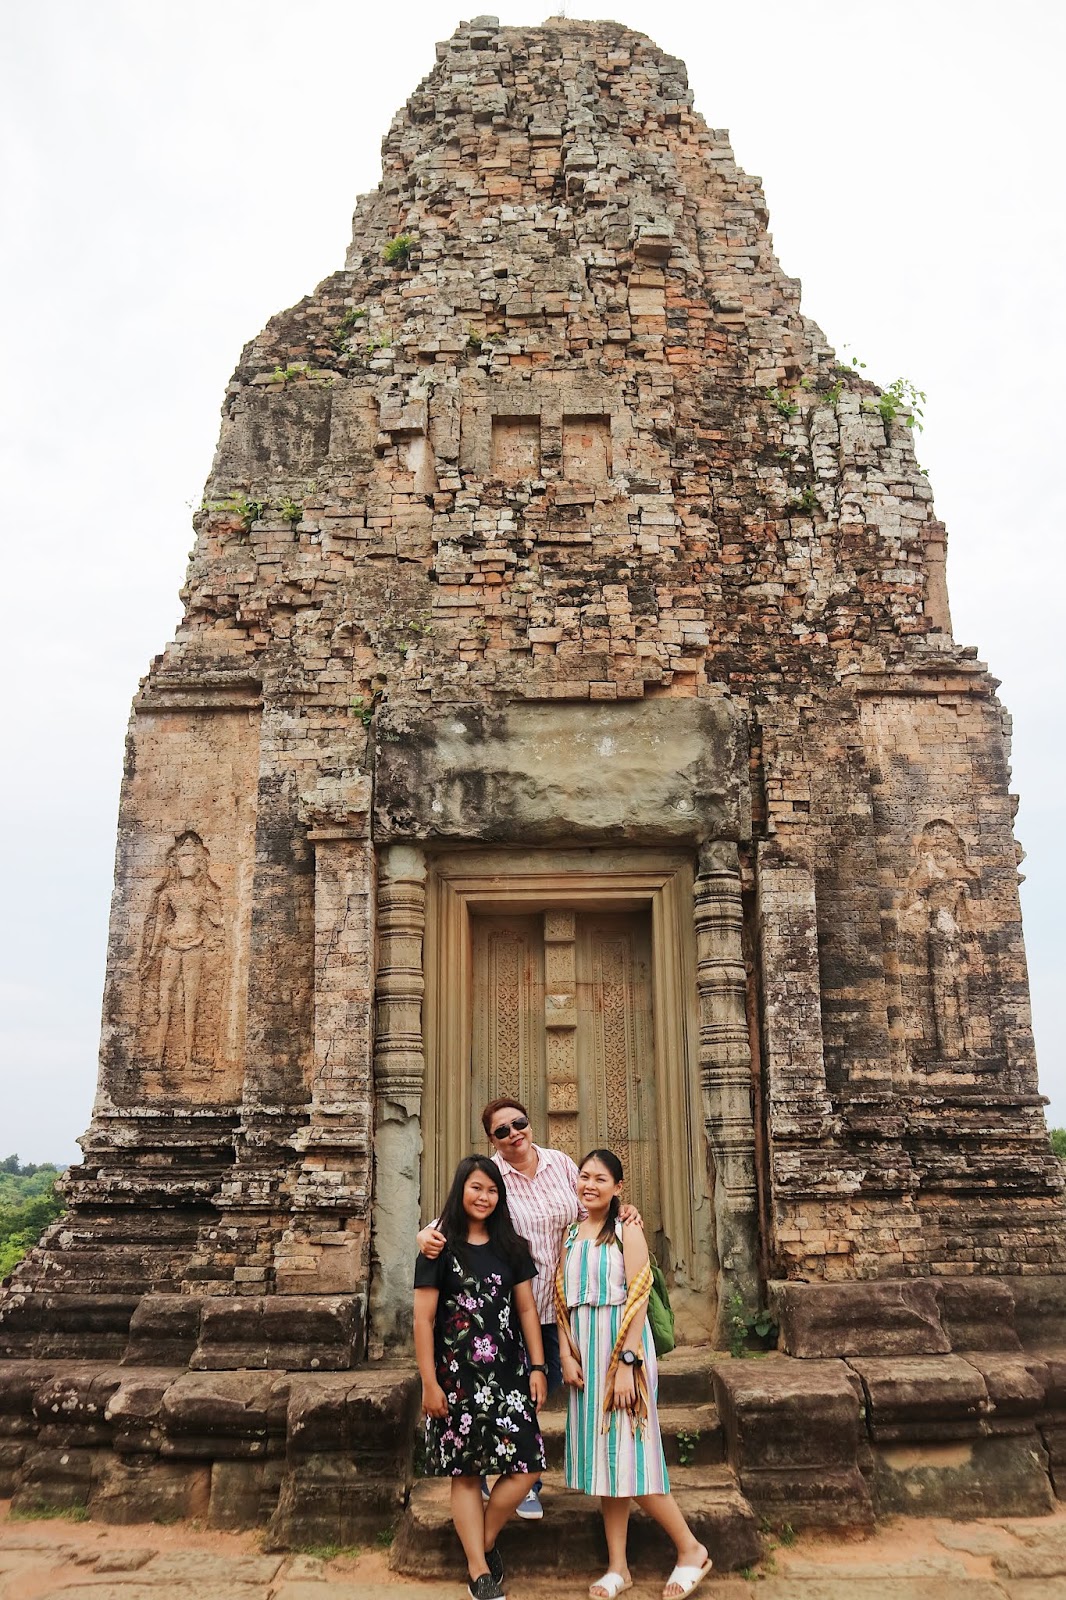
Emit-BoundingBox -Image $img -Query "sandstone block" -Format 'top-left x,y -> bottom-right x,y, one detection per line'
190,1296 -> 360,1371
871,1434 -> 1054,1518
123,1295 -> 202,1366
935,1275 -> 1021,1351
847,1354 -> 987,1440
772,1280 -> 949,1358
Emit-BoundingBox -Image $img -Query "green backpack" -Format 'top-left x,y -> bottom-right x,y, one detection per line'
647,1257 -> 676,1356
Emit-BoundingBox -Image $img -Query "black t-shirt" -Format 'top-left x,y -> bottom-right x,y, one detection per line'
413,1238 -> 537,1292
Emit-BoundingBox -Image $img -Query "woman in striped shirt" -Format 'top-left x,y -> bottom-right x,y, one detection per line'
417,1097 -> 642,1521
557,1148 -> 711,1600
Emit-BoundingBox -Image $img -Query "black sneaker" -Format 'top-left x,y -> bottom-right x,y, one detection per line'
486,1546 -> 505,1586
467,1573 -> 505,1600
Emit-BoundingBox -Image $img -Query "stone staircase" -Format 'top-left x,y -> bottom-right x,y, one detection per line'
391,1350 -> 764,1579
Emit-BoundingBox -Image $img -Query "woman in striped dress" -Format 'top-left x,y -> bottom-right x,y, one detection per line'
557,1149 -> 712,1600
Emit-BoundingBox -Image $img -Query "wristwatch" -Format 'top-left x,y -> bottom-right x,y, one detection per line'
620,1350 -> 643,1368
529,1363 -> 548,1374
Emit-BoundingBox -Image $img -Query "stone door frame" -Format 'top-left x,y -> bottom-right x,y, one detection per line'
421,847 -> 712,1314
368,826 -> 760,1351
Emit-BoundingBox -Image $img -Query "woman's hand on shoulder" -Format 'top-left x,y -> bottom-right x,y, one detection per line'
417,1225 -> 446,1259
621,1216 -> 650,1276
561,1353 -> 584,1391
421,1380 -> 448,1418
618,1203 -> 643,1229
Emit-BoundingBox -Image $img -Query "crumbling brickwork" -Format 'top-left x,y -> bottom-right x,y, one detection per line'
4,16 -> 1063,1367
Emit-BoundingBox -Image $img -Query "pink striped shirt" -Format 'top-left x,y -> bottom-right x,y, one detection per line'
493,1145 -> 581,1323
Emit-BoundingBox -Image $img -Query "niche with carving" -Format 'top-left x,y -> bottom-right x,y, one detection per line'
896,819 -> 992,1067
137,830 -> 227,1082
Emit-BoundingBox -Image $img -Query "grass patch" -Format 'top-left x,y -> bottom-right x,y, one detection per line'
294,1541 -> 362,1561
10,1502 -> 89,1522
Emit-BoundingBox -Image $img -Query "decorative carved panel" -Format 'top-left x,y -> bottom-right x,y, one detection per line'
577,915 -> 659,1236
103,706 -> 259,1109
471,917 -> 546,1143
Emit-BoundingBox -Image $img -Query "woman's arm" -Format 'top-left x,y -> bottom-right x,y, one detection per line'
413,1286 -> 447,1416
621,1223 -> 651,1354
513,1279 -> 548,1408
555,1237 -> 584,1388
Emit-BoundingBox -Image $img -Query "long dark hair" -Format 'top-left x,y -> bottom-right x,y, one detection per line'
578,1148 -> 624,1246
436,1154 -> 531,1271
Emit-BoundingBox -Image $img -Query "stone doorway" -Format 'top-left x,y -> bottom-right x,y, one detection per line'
418,848 -> 718,1338
470,908 -> 661,1242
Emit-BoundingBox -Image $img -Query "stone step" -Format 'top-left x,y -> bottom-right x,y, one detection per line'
390,1466 -> 761,1579
538,1402 -> 724,1468
651,1348 -> 720,1406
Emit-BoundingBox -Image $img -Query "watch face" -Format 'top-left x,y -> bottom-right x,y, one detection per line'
621,1351 -> 636,1365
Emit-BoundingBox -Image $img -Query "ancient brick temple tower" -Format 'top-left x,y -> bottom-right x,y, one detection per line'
4,14 -> 1066,1543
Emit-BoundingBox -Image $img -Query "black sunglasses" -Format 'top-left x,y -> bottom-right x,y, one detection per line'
492,1116 -> 530,1141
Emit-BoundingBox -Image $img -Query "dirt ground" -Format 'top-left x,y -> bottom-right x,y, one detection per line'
3,1497 -> 1066,1599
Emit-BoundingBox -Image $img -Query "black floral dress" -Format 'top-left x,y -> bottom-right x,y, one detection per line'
414,1240 -> 546,1478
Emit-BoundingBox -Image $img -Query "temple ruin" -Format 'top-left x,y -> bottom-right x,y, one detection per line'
3,13 -> 1065,1560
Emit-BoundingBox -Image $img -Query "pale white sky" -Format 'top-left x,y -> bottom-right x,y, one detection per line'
2,1 -> 1063,1164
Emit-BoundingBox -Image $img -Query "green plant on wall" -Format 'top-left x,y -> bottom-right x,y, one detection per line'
766,386 -> 799,421
350,690 -> 382,728
727,1288 -> 778,1357
277,496 -> 302,526
331,306 -> 368,351
784,486 -> 820,515
202,492 -> 265,531
382,233 -> 415,268
868,376 -> 926,431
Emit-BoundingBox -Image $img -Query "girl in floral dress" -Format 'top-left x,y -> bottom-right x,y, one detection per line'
414,1154 -> 548,1600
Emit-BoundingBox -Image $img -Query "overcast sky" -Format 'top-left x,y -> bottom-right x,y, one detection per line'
2,1 -> 1063,1165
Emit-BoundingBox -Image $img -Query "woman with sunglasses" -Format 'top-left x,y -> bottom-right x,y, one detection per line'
418,1098 -> 642,1521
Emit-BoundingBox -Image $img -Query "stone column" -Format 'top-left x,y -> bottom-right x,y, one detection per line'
368,845 -> 427,1355
694,840 -> 760,1335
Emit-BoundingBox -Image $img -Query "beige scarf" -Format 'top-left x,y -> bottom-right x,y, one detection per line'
555,1229 -> 653,1436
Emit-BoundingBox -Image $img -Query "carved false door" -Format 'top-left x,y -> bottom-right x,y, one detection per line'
470,909 -> 661,1238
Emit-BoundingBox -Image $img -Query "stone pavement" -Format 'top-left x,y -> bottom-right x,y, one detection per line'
3,1502 -> 1066,1600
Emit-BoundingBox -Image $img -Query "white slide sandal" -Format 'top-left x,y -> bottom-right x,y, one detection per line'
662,1558 -> 713,1599
589,1575 -> 633,1599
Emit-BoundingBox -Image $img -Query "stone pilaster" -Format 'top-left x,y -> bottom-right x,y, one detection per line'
368,845 -> 427,1355
694,840 -> 760,1334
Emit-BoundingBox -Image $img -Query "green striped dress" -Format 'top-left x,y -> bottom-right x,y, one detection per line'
562,1221 -> 669,1497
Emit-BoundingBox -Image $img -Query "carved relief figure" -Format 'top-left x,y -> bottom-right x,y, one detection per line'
140,831 -> 224,1069
899,820 -> 981,1061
